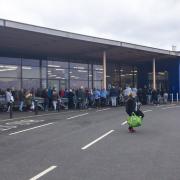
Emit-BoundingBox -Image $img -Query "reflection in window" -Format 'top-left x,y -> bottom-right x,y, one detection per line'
48,60 -> 68,68
69,69 -> 88,80
70,62 -> 88,69
22,66 -> 40,79
0,57 -> 21,65
120,67 -> 133,88
22,59 -> 40,66
93,64 -> 103,71
93,70 -> 103,81
48,80 -> 60,91
0,78 -> 20,90
22,79 -> 40,90
93,80 -> 103,89
0,64 -> 21,78
42,67 -> 47,79
42,79 -> 47,89
48,67 -> 68,80
70,80 -> 88,89
22,59 -> 40,78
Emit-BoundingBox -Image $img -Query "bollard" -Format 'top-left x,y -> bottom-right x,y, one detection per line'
177,93 -> 179,103
171,93 -> 173,103
34,99 -> 38,115
9,101 -> 13,119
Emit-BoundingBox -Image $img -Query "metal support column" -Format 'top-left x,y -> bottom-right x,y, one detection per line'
153,58 -> 156,90
103,51 -> 107,90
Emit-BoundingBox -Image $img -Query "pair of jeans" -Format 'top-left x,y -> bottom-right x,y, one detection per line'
19,101 -> 24,111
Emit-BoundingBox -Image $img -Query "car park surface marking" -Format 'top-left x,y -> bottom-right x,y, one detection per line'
96,108 -> 111,112
121,121 -> 127,125
162,105 -> 180,110
1,110 -> 75,122
67,113 -> 89,120
29,165 -> 57,180
81,130 -> 114,150
9,122 -> 54,135
143,109 -> 153,113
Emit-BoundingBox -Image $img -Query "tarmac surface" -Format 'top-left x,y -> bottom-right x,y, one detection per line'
0,104 -> 180,180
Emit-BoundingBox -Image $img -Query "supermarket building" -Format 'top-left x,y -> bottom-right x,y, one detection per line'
0,19 -> 180,94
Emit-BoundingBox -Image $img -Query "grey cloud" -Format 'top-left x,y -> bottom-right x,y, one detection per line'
0,0 -> 180,50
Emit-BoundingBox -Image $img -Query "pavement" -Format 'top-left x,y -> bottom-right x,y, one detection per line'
0,103 -> 180,180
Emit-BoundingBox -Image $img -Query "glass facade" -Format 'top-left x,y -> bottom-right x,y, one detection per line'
0,56 -> 138,91
148,71 -> 169,91
107,63 -> 138,89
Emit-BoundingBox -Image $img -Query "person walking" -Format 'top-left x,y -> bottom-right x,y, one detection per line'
125,93 -> 136,133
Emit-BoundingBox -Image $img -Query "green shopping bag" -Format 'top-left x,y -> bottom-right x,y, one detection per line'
127,112 -> 142,127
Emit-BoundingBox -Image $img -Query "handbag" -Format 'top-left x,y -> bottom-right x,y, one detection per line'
127,112 -> 142,127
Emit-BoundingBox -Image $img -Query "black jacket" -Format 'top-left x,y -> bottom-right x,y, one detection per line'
126,97 -> 136,116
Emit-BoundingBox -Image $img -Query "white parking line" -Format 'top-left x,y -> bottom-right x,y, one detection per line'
67,113 -> 88,120
143,109 -> 153,113
162,105 -> 180,110
121,121 -> 127,125
81,130 -> 114,150
29,165 -> 57,180
156,104 -> 176,108
9,122 -> 54,135
96,108 -> 111,112
1,110 -> 75,122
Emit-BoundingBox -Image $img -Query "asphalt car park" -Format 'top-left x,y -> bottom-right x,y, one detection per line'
0,104 -> 180,180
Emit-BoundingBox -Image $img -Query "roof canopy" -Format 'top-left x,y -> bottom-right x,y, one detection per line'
0,19 -> 179,64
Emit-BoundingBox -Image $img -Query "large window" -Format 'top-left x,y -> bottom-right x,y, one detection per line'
47,61 -> 69,91
70,80 -> 88,89
22,79 -> 40,90
22,59 -> 40,79
69,62 -> 89,89
0,57 -> 21,78
0,78 -> 20,90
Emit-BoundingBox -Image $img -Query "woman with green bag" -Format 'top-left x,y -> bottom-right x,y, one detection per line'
126,93 -> 144,133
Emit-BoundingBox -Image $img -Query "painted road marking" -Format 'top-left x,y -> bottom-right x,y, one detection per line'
67,113 -> 88,120
156,104 -> 176,108
29,165 -> 57,180
162,105 -> 180,110
143,109 -> 153,113
96,108 -> 111,112
9,122 -> 54,135
121,121 -> 127,125
6,119 -> 44,126
0,125 -> 17,131
81,130 -> 114,150
1,110 -> 76,122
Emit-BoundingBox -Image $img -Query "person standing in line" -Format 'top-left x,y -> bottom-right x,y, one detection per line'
124,85 -> 132,102
6,88 -> 13,112
68,89 -> 75,109
42,88 -> 49,111
52,87 -> 58,111
94,89 -> 100,108
18,88 -> 25,112
100,88 -> 107,107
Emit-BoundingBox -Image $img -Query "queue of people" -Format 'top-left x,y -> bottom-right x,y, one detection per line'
0,85 -> 170,112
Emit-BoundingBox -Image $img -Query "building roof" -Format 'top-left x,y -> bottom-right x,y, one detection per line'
0,19 -> 179,64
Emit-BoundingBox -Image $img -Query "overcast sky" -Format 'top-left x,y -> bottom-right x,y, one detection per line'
0,0 -> 180,50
